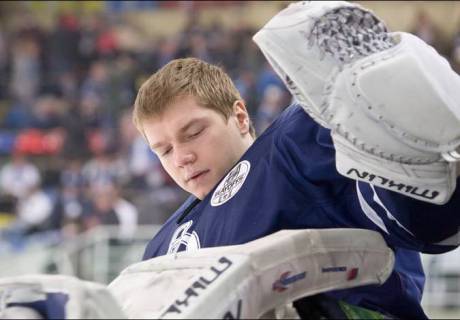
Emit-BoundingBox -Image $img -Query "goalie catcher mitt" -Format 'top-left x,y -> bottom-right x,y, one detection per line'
253,1 -> 460,204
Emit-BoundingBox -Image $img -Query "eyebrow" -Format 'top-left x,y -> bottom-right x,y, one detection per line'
150,141 -> 165,151
179,117 -> 205,134
149,117 -> 207,150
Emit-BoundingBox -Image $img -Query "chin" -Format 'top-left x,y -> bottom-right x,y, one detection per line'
194,191 -> 206,200
193,188 -> 211,200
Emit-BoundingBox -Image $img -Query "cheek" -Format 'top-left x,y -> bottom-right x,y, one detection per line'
159,159 -> 178,180
202,128 -> 227,151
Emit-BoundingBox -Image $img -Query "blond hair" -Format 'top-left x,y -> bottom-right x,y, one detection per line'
133,57 -> 255,137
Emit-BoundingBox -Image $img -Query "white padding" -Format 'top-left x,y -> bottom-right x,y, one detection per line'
109,229 -> 394,319
0,275 -> 125,319
253,1 -> 460,204
347,32 -> 460,153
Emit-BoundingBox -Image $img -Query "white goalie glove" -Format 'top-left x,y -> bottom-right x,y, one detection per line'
253,1 -> 460,204
108,229 -> 394,319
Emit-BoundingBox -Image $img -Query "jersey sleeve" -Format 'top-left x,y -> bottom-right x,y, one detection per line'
276,103 -> 460,254
357,180 -> 460,253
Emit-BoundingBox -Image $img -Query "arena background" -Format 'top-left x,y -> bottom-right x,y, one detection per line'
0,1 -> 459,318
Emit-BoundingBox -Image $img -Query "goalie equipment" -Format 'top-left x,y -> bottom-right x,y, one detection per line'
252,1 -> 460,204
0,274 -> 125,319
108,228 -> 394,319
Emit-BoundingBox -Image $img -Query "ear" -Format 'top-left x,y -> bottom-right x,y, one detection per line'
232,100 -> 250,135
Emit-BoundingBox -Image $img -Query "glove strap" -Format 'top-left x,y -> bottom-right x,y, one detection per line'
333,133 -> 456,204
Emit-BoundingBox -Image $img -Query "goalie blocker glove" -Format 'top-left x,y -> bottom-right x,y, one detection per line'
253,1 -> 460,204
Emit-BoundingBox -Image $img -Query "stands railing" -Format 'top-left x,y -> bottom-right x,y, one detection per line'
422,249 -> 460,313
0,225 -> 161,284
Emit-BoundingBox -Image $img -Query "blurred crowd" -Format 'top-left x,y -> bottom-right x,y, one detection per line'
0,2 -> 293,252
0,2 -> 459,253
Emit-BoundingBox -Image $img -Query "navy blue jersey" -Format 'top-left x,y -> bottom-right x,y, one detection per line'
143,104 -> 460,319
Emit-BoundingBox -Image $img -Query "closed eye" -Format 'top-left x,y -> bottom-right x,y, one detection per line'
161,147 -> 172,157
187,128 -> 204,140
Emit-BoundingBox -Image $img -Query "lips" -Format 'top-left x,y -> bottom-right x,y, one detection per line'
185,170 -> 209,183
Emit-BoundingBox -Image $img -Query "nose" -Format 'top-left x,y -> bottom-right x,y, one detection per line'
173,147 -> 196,168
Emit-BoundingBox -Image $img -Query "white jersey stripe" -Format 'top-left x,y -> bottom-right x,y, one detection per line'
369,185 -> 415,237
356,182 -> 389,234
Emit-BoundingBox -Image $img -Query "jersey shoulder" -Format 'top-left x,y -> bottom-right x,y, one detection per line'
143,196 -> 199,259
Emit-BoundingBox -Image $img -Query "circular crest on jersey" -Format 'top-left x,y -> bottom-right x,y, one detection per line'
211,160 -> 251,207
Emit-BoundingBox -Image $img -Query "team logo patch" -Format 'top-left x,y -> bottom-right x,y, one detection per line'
211,160 -> 251,207
272,271 -> 307,293
167,220 -> 201,254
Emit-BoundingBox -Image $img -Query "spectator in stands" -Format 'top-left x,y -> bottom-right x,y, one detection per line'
95,15 -> 119,60
106,53 -> 138,120
256,61 -> 286,103
81,143 -> 129,192
0,180 -> 55,252
51,158 -> 87,238
30,94 -> 65,130
9,37 -> 41,105
56,71 -> 79,105
46,13 -> 81,86
78,14 -> 101,70
9,10 -> 45,104
83,183 -> 138,241
119,110 -> 160,189
78,91 -> 107,131
80,60 -> 117,131
254,85 -> 290,134
234,69 -> 258,118
2,99 -> 33,130
80,61 -> 110,105
60,103 -> 92,160
0,151 -> 40,201
14,182 -> 53,235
